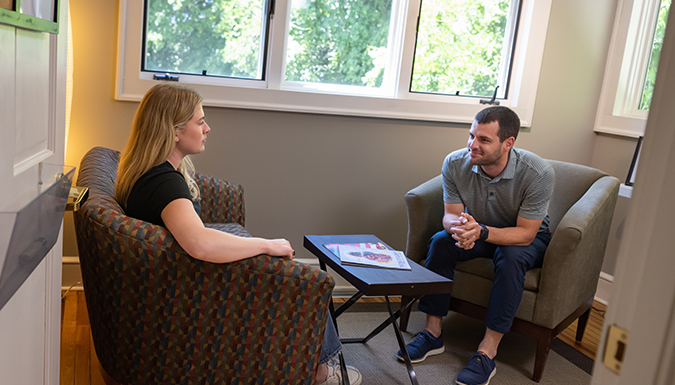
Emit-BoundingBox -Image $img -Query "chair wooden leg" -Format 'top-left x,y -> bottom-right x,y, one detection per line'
576,307 -> 591,342
448,297 -> 593,382
399,295 -> 414,332
532,331 -> 555,383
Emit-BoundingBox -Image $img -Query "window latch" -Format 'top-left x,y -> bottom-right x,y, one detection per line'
153,73 -> 179,82
269,0 -> 276,20
480,86 -> 500,105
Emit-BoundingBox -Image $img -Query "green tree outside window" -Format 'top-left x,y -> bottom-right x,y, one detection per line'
411,0 -> 512,97
145,0 -> 265,79
285,0 -> 393,87
143,0 -> 519,97
640,0 -> 671,110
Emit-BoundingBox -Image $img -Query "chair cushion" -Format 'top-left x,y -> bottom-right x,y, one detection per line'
419,257 -> 541,292
205,222 -> 250,237
455,259 -> 541,291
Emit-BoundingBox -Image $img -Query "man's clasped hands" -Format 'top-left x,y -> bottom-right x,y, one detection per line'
449,212 -> 481,250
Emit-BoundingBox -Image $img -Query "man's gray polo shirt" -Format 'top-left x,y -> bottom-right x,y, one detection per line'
442,147 -> 554,232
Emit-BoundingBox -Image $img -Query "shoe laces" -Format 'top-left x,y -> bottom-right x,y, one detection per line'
412,331 -> 426,340
412,329 -> 437,341
468,352 -> 492,370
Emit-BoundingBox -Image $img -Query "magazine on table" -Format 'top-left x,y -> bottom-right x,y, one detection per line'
324,243 -> 411,270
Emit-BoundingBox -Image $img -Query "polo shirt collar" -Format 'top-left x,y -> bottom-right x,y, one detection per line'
472,148 -> 517,181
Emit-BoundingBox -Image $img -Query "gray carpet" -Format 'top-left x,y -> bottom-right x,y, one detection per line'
334,307 -> 592,384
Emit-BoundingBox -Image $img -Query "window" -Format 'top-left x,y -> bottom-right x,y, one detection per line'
143,0 -> 269,80
411,0 -> 520,99
595,0 -> 671,137
116,0 -> 552,126
285,0 -> 394,88
639,0 -> 671,110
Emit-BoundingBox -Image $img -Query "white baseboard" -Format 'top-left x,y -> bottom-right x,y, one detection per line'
61,256 -> 83,291
62,255 -> 613,305
595,272 -> 613,305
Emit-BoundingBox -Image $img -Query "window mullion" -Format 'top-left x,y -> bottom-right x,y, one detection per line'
396,0 -> 421,99
381,0 -> 409,96
496,0 -> 522,99
266,0 -> 290,90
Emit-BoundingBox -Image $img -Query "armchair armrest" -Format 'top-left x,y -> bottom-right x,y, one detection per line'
533,175 -> 620,328
404,175 -> 445,263
194,172 -> 245,226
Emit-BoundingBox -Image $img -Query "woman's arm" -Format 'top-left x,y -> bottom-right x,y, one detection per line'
162,198 -> 294,263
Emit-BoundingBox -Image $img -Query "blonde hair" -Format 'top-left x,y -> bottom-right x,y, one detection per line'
116,83 -> 203,208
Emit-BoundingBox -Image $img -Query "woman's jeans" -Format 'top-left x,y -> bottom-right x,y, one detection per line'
418,229 -> 551,333
319,315 -> 342,364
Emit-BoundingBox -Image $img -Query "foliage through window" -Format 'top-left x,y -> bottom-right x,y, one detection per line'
285,0 -> 393,88
144,0 -> 268,79
143,0 -> 520,97
411,0 -> 518,98
640,0 -> 671,110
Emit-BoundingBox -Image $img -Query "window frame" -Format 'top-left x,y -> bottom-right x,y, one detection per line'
595,0 -> 665,138
409,0 -> 522,100
116,0 -> 552,126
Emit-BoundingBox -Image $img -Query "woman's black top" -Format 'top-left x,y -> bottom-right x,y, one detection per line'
125,161 -> 201,227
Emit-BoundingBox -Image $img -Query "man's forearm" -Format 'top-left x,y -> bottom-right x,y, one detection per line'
481,225 -> 538,246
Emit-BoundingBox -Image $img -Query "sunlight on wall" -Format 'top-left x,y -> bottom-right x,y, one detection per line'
64,8 -> 73,156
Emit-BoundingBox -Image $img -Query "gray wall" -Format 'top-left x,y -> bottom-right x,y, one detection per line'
64,0 -> 631,287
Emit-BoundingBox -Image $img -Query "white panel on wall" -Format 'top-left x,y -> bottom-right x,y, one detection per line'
0,25 -> 15,185
14,28 -> 52,175
0,260 -> 47,385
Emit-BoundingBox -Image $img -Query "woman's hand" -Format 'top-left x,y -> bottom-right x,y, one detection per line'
265,238 -> 295,260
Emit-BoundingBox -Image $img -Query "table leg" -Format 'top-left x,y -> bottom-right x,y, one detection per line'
333,291 -> 364,319
341,296 -> 419,344
386,296 -> 420,385
338,351 -> 349,385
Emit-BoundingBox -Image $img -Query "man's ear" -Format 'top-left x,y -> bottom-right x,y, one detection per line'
503,136 -> 515,151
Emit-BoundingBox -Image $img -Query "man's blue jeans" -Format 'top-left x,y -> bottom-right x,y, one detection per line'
418,230 -> 552,333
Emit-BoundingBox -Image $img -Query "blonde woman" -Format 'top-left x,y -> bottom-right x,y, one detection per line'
116,83 -> 361,385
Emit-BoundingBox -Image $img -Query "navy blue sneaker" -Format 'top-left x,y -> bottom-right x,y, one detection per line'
456,352 -> 496,385
397,330 -> 445,363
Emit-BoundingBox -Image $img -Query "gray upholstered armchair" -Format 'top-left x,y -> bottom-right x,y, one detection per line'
399,160 -> 620,382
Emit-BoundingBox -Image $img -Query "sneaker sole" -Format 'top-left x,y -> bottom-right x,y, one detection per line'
456,367 -> 496,385
396,345 -> 445,364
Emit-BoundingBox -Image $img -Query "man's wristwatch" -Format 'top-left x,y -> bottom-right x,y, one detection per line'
479,224 -> 489,241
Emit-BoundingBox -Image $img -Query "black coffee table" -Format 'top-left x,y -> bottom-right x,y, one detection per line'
304,234 -> 453,385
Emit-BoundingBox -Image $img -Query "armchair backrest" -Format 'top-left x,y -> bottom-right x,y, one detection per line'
546,160 -> 608,233
404,159 -> 619,263
77,146 -> 123,212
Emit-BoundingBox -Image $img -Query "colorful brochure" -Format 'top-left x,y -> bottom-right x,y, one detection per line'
324,242 -> 411,270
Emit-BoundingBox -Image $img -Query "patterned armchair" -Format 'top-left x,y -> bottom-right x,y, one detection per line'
73,147 -> 334,385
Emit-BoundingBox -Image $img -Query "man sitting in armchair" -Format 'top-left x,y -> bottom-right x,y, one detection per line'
398,106 -> 554,385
